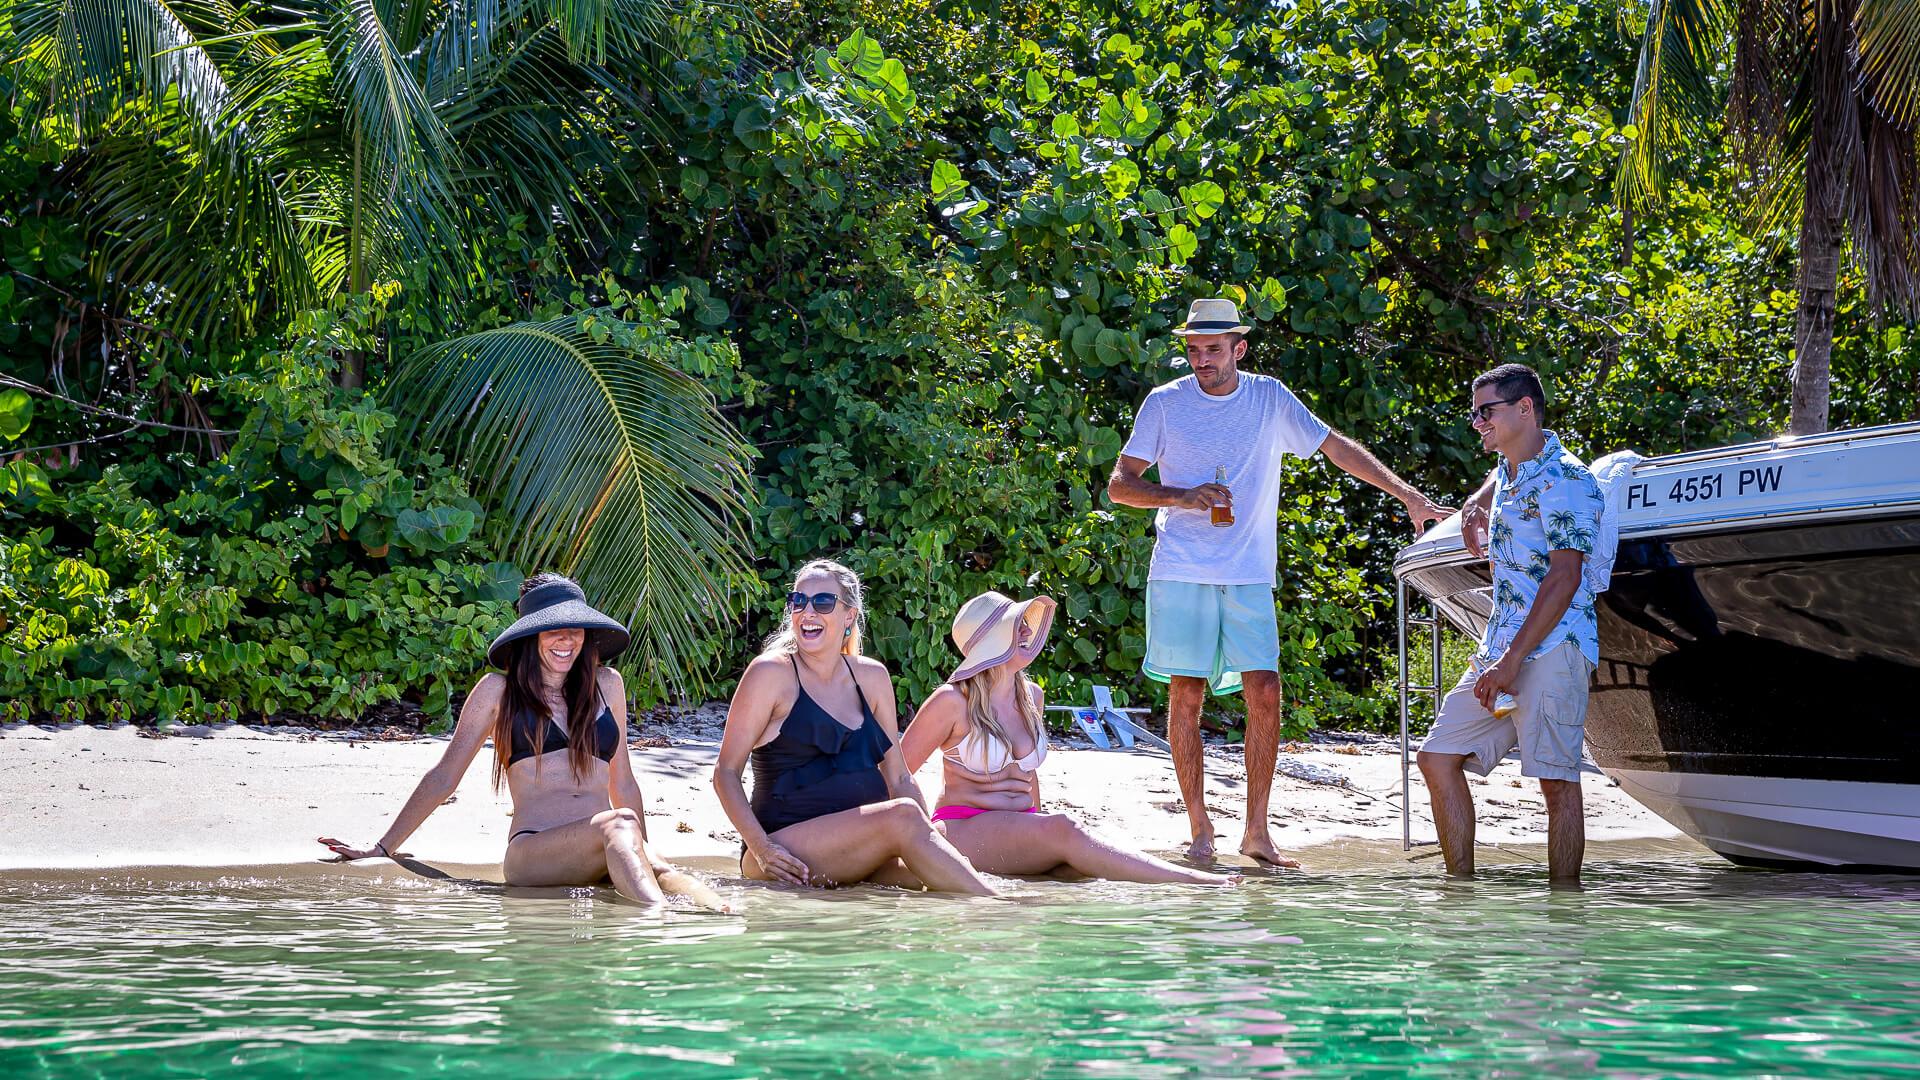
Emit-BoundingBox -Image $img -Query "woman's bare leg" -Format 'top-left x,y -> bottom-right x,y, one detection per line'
741,799 -> 996,895
864,858 -> 925,890
650,862 -> 733,913
943,812 -> 1238,885
502,809 -> 665,905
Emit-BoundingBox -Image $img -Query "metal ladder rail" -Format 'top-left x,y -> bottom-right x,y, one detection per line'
1395,578 -> 1446,851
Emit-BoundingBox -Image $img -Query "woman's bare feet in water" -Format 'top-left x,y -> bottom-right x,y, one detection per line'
1239,830 -> 1302,869
652,863 -> 737,914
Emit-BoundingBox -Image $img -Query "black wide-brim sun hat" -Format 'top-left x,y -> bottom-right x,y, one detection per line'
487,579 -> 631,668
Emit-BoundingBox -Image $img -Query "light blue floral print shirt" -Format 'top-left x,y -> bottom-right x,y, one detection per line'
1480,430 -> 1604,667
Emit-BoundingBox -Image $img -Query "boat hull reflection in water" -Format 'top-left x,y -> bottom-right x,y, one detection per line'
1397,422 -> 1920,870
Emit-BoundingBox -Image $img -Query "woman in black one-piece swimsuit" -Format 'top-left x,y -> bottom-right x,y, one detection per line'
714,560 -> 997,895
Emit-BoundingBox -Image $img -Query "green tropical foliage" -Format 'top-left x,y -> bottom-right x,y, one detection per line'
1616,0 -> 1920,434
3,0 -> 1917,734
5,0 -> 683,350
1,0 -> 759,695
1,313 -> 520,724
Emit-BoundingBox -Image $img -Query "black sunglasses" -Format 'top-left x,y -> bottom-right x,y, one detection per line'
1469,396 -> 1524,423
787,591 -> 841,614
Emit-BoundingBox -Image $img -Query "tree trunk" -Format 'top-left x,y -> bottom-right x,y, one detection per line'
341,128 -> 367,391
1790,199 -> 1841,436
1788,0 -> 1853,437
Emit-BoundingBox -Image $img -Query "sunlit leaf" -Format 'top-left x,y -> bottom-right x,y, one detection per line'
930,159 -> 967,202
1179,181 -> 1225,220
0,390 -> 33,442
1167,222 -> 1198,262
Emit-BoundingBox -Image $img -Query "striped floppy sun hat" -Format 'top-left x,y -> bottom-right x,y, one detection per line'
949,591 -> 1058,682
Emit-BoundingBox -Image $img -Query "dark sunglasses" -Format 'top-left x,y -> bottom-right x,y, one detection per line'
1468,396 -> 1524,423
787,591 -> 841,614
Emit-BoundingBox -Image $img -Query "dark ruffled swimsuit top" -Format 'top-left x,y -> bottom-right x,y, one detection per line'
749,655 -> 894,834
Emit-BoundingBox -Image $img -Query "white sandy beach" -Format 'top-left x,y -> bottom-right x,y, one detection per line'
0,705 -> 1693,876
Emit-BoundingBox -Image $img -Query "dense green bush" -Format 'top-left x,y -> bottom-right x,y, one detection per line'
0,312 -> 516,724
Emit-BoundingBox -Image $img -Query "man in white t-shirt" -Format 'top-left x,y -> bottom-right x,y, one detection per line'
1109,299 -> 1451,865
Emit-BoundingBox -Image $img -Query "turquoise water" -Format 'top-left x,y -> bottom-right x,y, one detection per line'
3,857 -> 1919,1077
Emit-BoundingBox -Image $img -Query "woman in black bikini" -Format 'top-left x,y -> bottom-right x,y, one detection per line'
713,559 -> 997,895
320,573 -> 724,910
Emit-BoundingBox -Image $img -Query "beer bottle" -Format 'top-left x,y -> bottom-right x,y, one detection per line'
1211,465 -> 1233,527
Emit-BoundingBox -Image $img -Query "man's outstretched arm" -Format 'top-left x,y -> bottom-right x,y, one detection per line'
1319,430 -> 1453,533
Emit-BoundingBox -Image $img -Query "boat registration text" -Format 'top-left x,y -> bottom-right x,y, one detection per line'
1625,464 -> 1785,510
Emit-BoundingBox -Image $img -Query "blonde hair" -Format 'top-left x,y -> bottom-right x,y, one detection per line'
761,558 -> 867,657
954,665 -> 1044,755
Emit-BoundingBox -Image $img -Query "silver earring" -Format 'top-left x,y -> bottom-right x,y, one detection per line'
843,627 -> 852,638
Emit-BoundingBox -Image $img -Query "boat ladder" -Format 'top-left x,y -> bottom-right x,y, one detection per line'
1395,578 -> 1446,851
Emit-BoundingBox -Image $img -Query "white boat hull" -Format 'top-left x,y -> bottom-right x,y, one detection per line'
1606,768 -> 1920,870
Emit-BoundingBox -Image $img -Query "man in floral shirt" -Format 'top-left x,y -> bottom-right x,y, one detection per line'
1418,364 -> 1604,882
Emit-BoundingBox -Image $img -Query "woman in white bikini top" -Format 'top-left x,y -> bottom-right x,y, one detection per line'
944,718 -> 1048,777
899,591 -> 1237,886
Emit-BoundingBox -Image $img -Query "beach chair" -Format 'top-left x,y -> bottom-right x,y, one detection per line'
1046,684 -> 1171,752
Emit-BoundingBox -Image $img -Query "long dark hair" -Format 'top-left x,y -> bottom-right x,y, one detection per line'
492,572 -> 605,788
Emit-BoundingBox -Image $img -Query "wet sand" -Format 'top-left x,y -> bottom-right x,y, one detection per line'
0,705 -> 1690,876
0,837 -> 1715,890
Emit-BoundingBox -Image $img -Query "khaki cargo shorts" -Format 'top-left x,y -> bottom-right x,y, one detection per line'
1421,640 -> 1595,783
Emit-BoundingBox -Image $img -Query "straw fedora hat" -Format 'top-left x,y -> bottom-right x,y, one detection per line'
1171,297 -> 1253,336
949,591 -> 1058,683
487,578 -> 631,668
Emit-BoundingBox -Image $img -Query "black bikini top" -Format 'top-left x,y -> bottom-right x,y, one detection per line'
507,703 -> 621,767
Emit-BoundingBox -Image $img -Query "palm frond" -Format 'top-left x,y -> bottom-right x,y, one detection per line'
418,0 -> 517,90
546,0 -> 676,63
418,0 -> 673,94
1731,0 -> 1919,314
326,0 -> 466,288
73,131 -> 301,339
1730,0 -> 1815,240
383,0 -> 439,52
1856,0 -> 1920,128
1851,75 -> 1920,313
1615,0 -> 1734,203
6,0 -> 322,339
327,0 -> 456,181
434,29 -> 655,237
1725,0 -> 1798,165
423,0 -> 690,245
389,314 -> 758,694
10,0 -> 233,137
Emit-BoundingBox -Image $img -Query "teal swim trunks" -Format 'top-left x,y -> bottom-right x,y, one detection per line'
1142,580 -> 1281,696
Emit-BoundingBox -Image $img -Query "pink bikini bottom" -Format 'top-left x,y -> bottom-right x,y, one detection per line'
930,804 -> 1038,823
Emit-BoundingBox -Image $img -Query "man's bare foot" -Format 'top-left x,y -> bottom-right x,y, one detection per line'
1239,834 -> 1302,869
1185,831 -> 1218,864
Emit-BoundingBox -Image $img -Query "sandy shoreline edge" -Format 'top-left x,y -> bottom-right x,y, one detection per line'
1,706 -> 1691,876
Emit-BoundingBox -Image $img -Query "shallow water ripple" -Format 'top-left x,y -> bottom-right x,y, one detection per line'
2,859 -> 1919,1077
